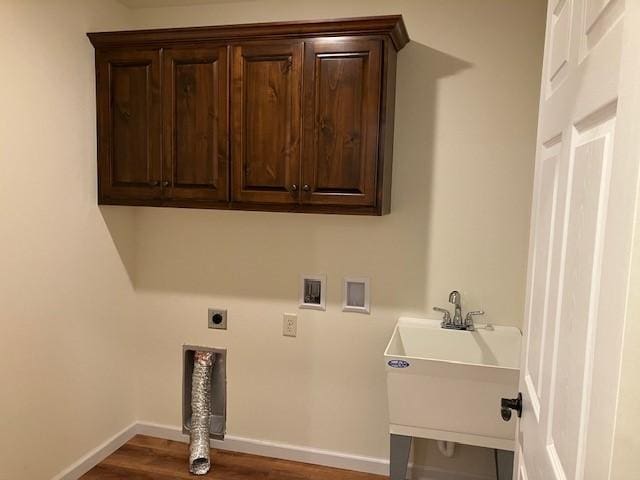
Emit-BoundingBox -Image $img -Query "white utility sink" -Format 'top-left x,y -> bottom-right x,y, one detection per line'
384,317 -> 521,450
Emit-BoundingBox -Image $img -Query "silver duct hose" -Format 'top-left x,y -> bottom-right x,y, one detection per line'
189,351 -> 215,475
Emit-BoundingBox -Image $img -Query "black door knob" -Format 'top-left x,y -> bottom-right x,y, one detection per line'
501,393 -> 522,421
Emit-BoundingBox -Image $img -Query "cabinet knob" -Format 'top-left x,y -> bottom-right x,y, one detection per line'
149,180 -> 159,187
290,184 -> 298,192
302,184 -> 311,192
161,181 -> 170,187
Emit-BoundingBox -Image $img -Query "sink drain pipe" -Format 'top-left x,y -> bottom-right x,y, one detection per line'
437,440 -> 456,457
189,351 -> 215,475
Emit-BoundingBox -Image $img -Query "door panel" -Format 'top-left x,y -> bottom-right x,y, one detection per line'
523,139 -> 561,420
547,0 -> 572,93
583,0 -> 625,53
96,49 -> 162,200
518,1 -> 629,479
231,41 -> 302,204
548,120 -> 614,480
163,46 -> 229,202
302,38 -> 381,207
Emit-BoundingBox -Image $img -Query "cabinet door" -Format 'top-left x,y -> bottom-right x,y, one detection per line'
96,49 -> 162,201
302,39 -> 382,207
231,42 -> 303,204
163,46 -> 229,202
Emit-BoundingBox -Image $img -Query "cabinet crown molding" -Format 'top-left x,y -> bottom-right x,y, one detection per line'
87,15 -> 410,51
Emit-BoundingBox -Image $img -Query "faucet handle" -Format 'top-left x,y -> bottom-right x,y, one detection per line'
465,311 -> 484,322
433,307 -> 451,322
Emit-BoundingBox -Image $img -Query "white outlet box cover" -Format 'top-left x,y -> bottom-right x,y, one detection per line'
343,277 -> 370,314
299,274 -> 326,311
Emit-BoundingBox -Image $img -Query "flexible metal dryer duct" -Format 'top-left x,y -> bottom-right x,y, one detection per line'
189,351 -> 215,475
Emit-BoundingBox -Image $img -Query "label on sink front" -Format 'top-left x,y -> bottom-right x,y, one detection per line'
388,359 -> 410,368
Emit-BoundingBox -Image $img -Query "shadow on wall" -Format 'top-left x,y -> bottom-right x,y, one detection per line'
100,205 -> 137,284
101,43 -> 472,311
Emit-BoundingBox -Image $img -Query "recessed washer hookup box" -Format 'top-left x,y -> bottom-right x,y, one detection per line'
182,345 -> 227,440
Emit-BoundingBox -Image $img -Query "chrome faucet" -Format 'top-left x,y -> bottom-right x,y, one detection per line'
449,290 -> 463,326
433,290 -> 484,331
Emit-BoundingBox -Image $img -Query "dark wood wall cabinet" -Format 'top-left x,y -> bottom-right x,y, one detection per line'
88,16 -> 409,215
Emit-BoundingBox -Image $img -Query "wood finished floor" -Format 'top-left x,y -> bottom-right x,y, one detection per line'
81,435 -> 386,479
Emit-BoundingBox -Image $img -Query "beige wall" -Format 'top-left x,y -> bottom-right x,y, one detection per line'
127,0 -> 545,476
0,1 -> 545,478
0,1 -> 138,479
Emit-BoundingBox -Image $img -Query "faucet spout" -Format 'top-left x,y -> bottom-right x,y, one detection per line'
436,290 -> 482,331
449,290 -> 462,325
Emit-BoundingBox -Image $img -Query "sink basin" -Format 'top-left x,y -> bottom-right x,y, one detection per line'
384,317 -> 521,450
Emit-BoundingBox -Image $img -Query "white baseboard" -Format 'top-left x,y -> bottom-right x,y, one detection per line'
138,422 -> 389,474
52,421 -> 493,480
52,422 -> 139,480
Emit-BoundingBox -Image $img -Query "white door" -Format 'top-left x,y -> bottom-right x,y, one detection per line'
517,0 -> 640,479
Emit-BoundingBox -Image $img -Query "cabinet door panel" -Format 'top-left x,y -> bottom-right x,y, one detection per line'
231,42 -> 302,204
302,39 -> 381,207
163,46 -> 229,201
96,49 -> 162,201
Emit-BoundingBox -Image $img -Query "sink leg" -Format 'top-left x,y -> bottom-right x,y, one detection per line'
390,434 -> 411,480
494,449 -> 514,480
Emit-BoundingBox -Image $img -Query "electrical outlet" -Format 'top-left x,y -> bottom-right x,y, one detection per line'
283,313 -> 297,337
208,308 -> 227,330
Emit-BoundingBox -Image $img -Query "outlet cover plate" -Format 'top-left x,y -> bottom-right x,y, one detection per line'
208,308 -> 227,330
283,313 -> 297,337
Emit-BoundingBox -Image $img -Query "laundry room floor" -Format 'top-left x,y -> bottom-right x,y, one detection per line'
81,435 -> 385,479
